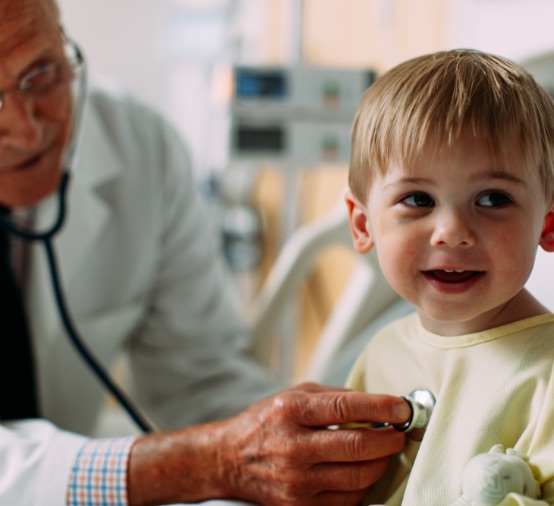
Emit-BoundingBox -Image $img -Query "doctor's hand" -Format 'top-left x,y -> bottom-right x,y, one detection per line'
127,382 -> 410,506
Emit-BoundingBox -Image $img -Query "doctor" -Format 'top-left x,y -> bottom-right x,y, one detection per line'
0,0 -> 411,504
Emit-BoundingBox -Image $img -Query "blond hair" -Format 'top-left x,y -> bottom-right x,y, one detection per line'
349,49 -> 554,201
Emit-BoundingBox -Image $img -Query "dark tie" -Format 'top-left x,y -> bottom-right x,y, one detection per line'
0,215 -> 39,420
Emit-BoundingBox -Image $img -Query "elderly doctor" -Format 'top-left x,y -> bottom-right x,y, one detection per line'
0,0 -> 411,505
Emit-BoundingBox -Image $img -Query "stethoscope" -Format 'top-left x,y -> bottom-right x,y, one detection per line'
0,42 -> 155,434
395,389 -> 436,441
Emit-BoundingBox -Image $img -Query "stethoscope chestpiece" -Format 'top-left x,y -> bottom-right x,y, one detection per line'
393,389 -> 436,441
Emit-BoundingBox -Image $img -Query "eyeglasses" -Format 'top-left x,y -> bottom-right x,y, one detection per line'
0,36 -> 84,111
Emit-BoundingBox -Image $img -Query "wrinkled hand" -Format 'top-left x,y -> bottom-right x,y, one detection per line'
216,382 -> 410,506
128,383 -> 410,506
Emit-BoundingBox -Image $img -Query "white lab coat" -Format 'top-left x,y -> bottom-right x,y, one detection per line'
0,81 -> 277,504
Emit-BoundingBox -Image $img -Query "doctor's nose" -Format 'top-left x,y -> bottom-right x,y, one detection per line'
0,94 -> 43,150
430,209 -> 476,248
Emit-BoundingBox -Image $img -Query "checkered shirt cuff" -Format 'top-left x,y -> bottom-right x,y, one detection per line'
66,436 -> 137,506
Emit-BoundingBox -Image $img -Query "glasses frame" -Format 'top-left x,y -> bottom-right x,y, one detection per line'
0,34 -> 84,111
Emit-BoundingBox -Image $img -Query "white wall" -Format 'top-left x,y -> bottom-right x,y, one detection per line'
58,0 -> 172,115
58,0 -> 228,178
447,0 -> 554,62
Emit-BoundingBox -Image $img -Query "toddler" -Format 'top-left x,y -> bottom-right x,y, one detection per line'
345,49 -> 554,505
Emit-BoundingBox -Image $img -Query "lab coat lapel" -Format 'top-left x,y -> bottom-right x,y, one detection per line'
55,102 -> 120,286
28,102 -> 122,341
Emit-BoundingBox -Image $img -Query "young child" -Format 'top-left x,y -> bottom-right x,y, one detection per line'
344,49 -> 554,505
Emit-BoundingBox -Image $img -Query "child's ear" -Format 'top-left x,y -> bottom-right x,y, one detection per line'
345,191 -> 374,253
540,209 -> 554,252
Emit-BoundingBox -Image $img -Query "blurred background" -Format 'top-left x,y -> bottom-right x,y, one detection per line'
57,0 -> 554,380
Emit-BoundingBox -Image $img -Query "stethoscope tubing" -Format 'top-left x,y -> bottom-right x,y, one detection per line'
0,40 -> 155,434
41,218 -> 155,433
0,173 -> 155,434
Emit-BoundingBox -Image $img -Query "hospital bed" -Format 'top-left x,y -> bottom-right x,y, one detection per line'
247,198 -> 413,386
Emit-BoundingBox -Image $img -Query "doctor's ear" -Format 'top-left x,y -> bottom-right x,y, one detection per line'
345,192 -> 374,254
540,210 -> 554,252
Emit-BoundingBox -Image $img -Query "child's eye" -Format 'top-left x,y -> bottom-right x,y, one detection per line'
477,192 -> 512,207
401,192 -> 435,208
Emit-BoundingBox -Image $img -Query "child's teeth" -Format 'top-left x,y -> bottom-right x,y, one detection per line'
444,270 -> 464,273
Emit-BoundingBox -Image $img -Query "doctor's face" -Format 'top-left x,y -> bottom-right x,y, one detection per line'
0,0 -> 73,208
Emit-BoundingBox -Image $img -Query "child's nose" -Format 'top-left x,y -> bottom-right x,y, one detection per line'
430,209 -> 476,248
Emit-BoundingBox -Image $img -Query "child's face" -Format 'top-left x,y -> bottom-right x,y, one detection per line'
346,131 -> 554,336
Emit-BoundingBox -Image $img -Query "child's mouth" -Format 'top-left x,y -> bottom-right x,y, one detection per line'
425,270 -> 482,283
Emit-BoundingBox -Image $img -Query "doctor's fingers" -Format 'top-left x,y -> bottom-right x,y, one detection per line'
306,425 -> 406,463
277,385 -> 412,427
288,381 -> 350,393
262,459 -> 389,506
311,490 -> 374,506
311,457 -> 391,492
250,459 -> 389,506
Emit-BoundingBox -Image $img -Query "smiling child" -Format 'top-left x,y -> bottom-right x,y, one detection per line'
345,49 -> 554,505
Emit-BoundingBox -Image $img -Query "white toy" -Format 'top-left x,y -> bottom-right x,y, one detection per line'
451,444 -> 541,505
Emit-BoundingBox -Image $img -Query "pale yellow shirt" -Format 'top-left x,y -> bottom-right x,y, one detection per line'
346,313 -> 554,505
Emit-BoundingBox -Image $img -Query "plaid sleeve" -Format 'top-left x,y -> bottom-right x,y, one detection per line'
66,436 -> 137,506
